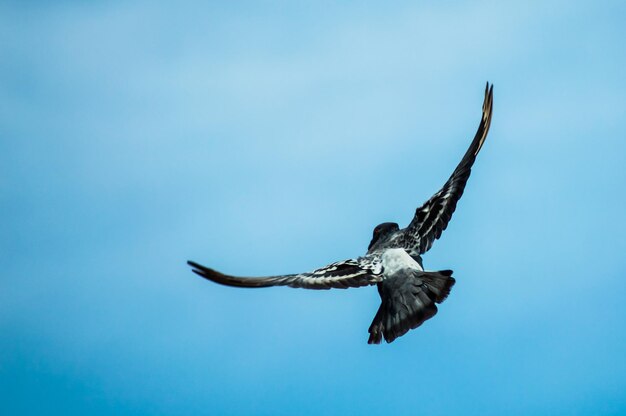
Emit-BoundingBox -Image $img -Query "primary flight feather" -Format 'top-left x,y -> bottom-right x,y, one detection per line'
188,83 -> 494,344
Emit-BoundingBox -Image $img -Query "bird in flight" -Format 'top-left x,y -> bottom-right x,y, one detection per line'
188,83 -> 493,344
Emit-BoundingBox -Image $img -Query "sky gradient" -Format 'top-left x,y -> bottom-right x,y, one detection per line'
2,1 -> 625,415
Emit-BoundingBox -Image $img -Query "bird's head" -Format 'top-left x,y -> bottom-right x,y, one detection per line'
368,222 -> 400,250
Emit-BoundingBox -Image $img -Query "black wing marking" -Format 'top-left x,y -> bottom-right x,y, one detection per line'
187,256 -> 383,290
402,82 -> 493,255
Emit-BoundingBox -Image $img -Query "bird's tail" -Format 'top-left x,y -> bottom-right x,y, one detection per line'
367,269 -> 455,344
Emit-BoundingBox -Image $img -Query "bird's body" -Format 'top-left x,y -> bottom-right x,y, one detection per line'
380,248 -> 423,274
188,83 -> 494,344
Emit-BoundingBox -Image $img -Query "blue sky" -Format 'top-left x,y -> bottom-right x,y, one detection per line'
1,1 -> 625,414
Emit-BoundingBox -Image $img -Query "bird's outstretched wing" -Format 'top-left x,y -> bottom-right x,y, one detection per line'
401,82 -> 493,256
187,256 -> 383,290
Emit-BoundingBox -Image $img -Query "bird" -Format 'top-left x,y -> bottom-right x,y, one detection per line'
188,83 -> 493,344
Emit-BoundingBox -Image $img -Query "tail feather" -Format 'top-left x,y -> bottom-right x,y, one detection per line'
368,269 -> 455,344
421,269 -> 454,302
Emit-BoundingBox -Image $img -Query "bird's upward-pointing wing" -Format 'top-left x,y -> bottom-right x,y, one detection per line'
401,83 -> 493,256
188,256 -> 383,290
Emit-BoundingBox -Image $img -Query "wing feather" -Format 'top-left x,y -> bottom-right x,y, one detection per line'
187,257 -> 383,290
402,82 -> 493,255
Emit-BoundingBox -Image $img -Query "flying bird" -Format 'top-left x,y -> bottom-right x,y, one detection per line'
188,83 -> 494,344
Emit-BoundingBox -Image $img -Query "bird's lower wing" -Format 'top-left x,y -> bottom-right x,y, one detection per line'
188,256 -> 383,290
401,82 -> 493,255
